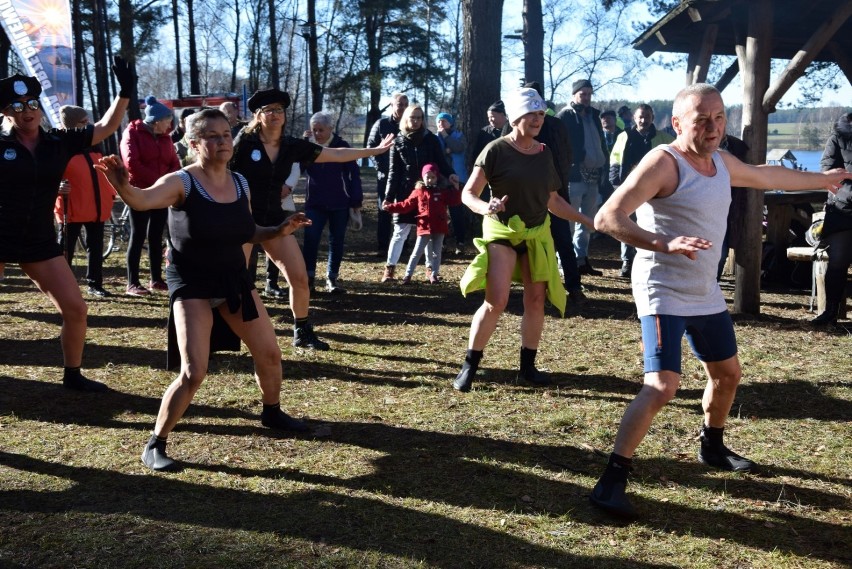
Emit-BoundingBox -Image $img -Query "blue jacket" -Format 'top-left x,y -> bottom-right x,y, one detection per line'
304,134 -> 363,210
437,128 -> 469,184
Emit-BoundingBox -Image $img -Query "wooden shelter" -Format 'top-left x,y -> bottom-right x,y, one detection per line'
633,0 -> 852,314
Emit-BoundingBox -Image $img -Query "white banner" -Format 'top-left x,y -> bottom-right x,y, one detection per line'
0,0 -> 75,127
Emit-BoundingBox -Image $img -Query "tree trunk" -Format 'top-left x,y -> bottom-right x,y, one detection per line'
117,0 -> 140,122
362,10 -> 384,147
172,0 -> 183,98
307,0 -> 321,113
734,0 -> 772,314
187,0 -> 200,93
268,0 -> 280,88
72,0 -> 84,105
523,0 -> 544,89
460,0 -> 504,169
230,0 -> 241,92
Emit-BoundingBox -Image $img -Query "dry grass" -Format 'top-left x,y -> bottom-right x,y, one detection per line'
1,172 -> 850,568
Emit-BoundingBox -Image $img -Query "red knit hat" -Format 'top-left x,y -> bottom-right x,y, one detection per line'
421,163 -> 439,178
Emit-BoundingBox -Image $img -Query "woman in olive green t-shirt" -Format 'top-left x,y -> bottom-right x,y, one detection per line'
453,88 -> 594,393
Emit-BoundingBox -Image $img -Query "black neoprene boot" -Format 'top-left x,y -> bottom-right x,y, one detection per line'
62,367 -> 109,392
697,423 -> 755,472
517,346 -> 550,386
590,454 -> 637,519
453,350 -> 482,392
141,434 -> 178,472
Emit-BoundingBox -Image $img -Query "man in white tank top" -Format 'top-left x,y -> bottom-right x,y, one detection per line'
589,83 -> 850,519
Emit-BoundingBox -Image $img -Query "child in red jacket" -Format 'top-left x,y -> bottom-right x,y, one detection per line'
383,163 -> 461,284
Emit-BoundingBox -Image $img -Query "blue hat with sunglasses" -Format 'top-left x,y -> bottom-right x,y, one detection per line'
143,96 -> 173,124
0,73 -> 42,110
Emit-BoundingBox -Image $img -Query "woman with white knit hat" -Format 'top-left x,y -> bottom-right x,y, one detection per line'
453,87 -> 594,392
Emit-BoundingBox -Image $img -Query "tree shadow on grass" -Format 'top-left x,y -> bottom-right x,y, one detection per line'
0,451 -> 676,569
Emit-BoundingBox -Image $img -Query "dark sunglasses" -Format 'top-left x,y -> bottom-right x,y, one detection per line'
5,99 -> 40,113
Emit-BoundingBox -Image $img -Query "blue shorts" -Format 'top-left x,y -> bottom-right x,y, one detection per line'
639,311 -> 738,374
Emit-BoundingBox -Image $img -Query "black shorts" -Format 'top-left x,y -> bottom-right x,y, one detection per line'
490,239 -> 528,256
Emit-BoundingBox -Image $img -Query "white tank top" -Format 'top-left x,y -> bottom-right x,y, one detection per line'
632,145 -> 731,317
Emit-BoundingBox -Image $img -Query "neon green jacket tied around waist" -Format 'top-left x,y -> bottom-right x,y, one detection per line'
459,214 -> 567,316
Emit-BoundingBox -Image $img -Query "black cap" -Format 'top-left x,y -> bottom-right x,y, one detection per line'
247,88 -> 291,113
572,79 -> 593,94
0,73 -> 42,109
522,81 -> 544,99
600,109 -> 616,119
617,105 -> 630,115
487,100 -> 505,114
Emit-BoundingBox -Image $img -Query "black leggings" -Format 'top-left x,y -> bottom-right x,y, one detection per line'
58,221 -> 105,287
127,207 -> 167,285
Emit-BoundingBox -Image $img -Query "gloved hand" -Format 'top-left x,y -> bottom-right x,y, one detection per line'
111,55 -> 137,99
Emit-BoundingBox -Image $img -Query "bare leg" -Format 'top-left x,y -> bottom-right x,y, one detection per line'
262,235 -> 310,319
613,371 -> 681,458
468,243 -> 517,350
153,299 -> 213,438
518,255 -> 546,349
22,257 -> 87,368
701,355 -> 742,428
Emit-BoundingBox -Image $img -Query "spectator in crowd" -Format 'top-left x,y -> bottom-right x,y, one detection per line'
812,111 -> 852,326
469,100 -> 507,239
54,105 -> 117,297
436,112 -> 469,254
383,163 -> 460,284
453,87 -> 593,392
368,93 -> 409,257
590,83 -> 849,519
120,95 -> 181,296
302,111 -> 363,294
382,104 -> 459,282
173,107 -> 196,166
220,101 -> 246,136
617,105 -> 633,131
608,104 -> 674,278
96,109 -> 313,471
556,79 -> 608,277
599,109 -> 621,205
232,88 -> 393,350
0,58 -> 132,392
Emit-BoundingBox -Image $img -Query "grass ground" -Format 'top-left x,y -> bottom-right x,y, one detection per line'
1,171 -> 850,568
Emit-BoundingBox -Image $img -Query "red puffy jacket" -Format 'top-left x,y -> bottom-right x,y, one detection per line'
384,183 -> 461,236
119,119 -> 181,188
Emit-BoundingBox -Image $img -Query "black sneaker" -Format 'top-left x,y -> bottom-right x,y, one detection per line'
568,287 -> 586,304
63,374 -> 110,392
578,261 -> 603,277
517,366 -> 551,386
261,408 -> 310,432
87,285 -> 112,298
590,464 -> 637,519
698,444 -> 756,472
619,261 -> 632,279
141,437 -> 179,472
263,283 -> 286,299
326,277 -> 346,295
293,323 -> 330,350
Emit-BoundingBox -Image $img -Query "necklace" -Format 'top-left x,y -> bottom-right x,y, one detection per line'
509,136 -> 535,151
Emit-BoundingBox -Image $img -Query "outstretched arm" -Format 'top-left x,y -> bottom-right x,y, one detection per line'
91,56 -> 134,146
315,134 -> 394,163
722,153 -> 849,192
94,154 -> 184,211
548,192 -> 593,227
250,213 -> 312,243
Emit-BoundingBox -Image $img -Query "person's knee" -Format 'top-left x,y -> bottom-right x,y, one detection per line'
523,287 -> 546,310
180,362 -> 208,392
642,374 -> 680,407
484,292 -> 509,314
253,343 -> 283,373
61,296 -> 88,324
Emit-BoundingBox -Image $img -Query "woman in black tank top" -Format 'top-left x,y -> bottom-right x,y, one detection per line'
97,109 -> 313,472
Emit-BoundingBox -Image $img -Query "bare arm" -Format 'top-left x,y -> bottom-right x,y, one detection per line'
91,96 -> 130,146
722,152 -> 849,192
94,154 -> 184,210
250,213 -> 312,243
548,192 -> 593,227
595,151 -> 712,260
461,166 -> 498,216
315,134 -> 394,163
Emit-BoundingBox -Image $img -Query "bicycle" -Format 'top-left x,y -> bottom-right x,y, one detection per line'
101,200 -> 131,259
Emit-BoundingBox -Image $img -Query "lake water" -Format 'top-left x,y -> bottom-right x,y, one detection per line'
780,149 -> 823,171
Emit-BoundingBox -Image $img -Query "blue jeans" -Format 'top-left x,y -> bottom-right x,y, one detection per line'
303,207 -> 350,280
549,213 -> 580,291
568,180 -> 600,263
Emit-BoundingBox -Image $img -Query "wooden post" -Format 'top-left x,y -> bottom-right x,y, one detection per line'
733,0 -> 773,315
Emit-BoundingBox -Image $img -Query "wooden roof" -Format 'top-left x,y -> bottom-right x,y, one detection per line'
633,0 -> 852,63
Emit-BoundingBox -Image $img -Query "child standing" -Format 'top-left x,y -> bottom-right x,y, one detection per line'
383,163 -> 460,284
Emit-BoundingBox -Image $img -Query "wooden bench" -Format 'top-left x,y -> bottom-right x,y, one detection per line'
786,246 -> 848,318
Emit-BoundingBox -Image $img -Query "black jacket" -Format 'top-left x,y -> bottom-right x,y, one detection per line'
386,129 -> 454,225
367,115 -> 403,180
821,113 -> 852,216
555,103 -> 608,183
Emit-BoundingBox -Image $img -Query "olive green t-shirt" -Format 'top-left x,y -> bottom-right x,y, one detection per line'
475,137 -> 560,228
